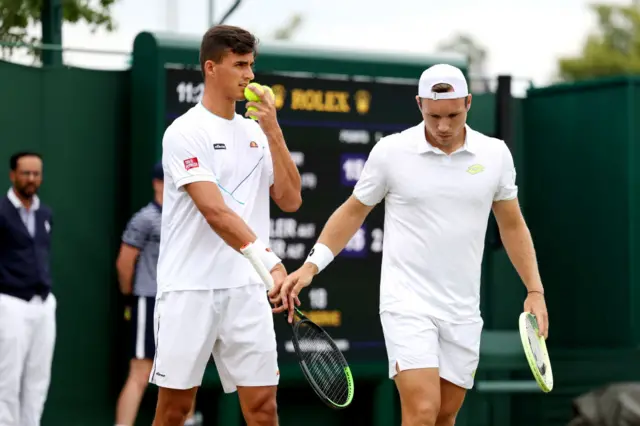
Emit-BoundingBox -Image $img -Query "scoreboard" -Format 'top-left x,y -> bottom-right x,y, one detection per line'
164,65 -> 423,363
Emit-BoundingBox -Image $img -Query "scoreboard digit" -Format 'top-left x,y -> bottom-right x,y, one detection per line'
164,64 -> 422,362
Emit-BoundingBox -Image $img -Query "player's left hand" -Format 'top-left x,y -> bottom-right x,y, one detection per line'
244,85 -> 280,133
268,263 -> 288,312
524,291 -> 549,339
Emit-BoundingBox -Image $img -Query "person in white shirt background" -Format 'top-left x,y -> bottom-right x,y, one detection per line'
114,163 -> 200,426
0,152 -> 56,426
149,25 -> 301,426
277,64 -> 548,426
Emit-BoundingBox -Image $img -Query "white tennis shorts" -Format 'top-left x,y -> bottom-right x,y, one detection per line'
380,311 -> 483,389
149,284 -> 279,393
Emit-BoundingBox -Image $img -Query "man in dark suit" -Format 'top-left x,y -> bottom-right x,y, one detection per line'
0,152 -> 56,426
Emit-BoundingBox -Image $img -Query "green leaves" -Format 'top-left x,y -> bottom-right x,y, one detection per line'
0,0 -> 118,51
62,0 -> 117,31
558,3 -> 640,81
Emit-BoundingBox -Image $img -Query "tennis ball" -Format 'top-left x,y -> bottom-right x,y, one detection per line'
244,82 -> 262,102
263,85 -> 275,101
245,83 -> 275,121
245,83 -> 262,120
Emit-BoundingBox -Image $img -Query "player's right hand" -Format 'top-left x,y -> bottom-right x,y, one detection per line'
268,263 -> 287,311
279,263 -> 318,323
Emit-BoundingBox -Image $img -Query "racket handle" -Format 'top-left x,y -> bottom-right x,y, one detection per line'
240,242 -> 275,291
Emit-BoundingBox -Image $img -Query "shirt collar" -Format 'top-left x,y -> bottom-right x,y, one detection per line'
7,188 -> 40,211
415,123 -> 476,155
151,200 -> 162,212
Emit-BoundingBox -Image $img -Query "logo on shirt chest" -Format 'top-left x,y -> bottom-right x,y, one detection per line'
466,164 -> 485,175
213,143 -> 226,150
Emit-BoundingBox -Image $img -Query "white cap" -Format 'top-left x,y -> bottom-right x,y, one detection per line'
418,64 -> 469,100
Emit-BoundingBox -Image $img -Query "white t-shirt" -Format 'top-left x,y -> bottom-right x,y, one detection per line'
353,123 -> 517,323
157,103 -> 274,293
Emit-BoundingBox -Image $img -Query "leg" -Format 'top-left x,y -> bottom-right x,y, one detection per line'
436,379 -> 467,426
116,296 -> 157,425
0,295 -> 30,426
150,291 -> 218,426
395,368 -> 441,426
20,294 -> 57,426
152,387 -> 198,426
436,318 -> 484,426
212,284 -> 280,426
380,311 -> 441,426
183,400 -> 199,425
115,359 -> 153,426
237,386 -> 278,426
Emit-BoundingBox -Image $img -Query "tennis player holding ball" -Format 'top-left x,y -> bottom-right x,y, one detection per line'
151,25 -> 301,426
279,64 -> 549,426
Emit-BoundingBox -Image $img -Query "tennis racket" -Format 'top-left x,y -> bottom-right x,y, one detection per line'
518,312 -> 553,392
241,244 -> 355,409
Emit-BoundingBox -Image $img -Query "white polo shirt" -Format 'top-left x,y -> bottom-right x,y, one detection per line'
353,123 -> 517,323
157,102 -> 274,293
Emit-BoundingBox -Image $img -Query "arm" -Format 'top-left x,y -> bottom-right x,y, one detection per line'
115,244 -> 140,295
117,210 -> 150,295
163,126 -> 281,274
244,84 -> 302,212
492,142 -> 542,292
303,195 -> 374,274
183,180 -> 257,252
265,127 -> 302,212
304,136 -> 390,274
279,138 -> 389,318
492,141 -> 548,337
492,199 -> 543,293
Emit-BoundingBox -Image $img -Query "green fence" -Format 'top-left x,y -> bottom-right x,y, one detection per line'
518,76 -> 640,425
0,60 -> 131,425
523,76 -> 640,349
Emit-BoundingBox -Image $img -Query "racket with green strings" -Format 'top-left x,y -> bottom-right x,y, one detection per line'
519,312 -> 553,392
241,243 -> 355,409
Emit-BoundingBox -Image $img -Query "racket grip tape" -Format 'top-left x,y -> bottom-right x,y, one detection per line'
240,240 -> 278,291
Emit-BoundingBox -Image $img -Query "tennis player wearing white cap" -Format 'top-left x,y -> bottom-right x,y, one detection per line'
277,64 -> 549,426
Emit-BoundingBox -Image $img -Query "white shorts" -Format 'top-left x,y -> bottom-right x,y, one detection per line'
149,284 -> 279,393
380,311 -> 483,389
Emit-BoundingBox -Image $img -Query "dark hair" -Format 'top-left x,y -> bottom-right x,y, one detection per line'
199,25 -> 258,76
431,83 -> 454,93
428,83 -> 470,107
10,151 -> 42,171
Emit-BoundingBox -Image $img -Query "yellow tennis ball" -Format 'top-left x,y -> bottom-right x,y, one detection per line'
244,83 -> 262,102
244,83 -> 274,120
245,83 -> 262,120
262,85 -> 274,101
247,106 -> 259,120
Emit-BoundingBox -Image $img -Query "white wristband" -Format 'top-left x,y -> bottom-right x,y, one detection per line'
305,243 -> 334,273
249,239 -> 282,271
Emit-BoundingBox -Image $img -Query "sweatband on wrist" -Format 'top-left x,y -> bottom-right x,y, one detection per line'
305,243 -> 334,273
248,239 -> 282,271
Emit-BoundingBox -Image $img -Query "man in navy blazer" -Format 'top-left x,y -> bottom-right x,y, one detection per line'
0,152 -> 56,426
